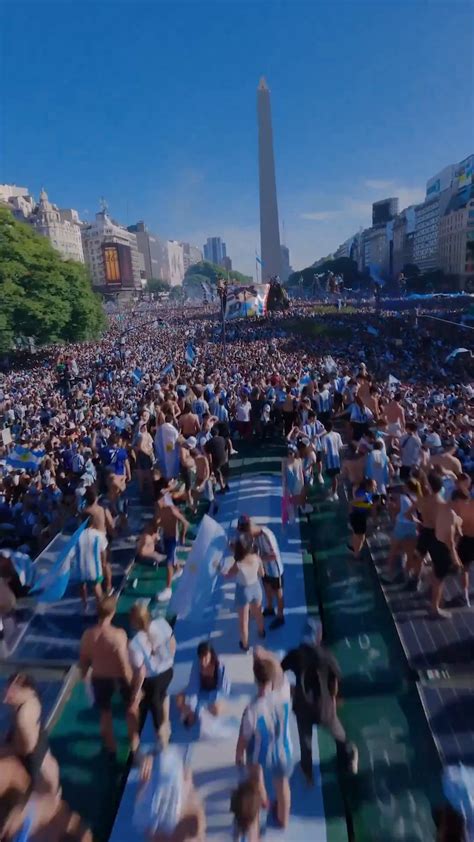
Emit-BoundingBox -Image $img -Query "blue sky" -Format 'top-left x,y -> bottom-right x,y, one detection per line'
1,0 -> 472,276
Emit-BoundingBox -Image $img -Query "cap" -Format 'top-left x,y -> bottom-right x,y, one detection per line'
237,514 -> 251,530
184,436 -> 197,449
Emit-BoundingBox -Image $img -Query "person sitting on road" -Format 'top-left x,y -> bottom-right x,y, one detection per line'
176,641 -> 230,727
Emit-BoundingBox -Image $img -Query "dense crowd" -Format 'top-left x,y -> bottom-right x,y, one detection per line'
0,300 -> 473,841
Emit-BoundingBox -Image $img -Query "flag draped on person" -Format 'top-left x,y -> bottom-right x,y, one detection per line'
154,422 -> 180,479
7,445 -> 45,473
185,343 -> 197,366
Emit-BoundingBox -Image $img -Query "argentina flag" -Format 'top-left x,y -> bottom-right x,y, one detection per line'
185,343 -> 197,366
168,515 -> 227,621
161,361 -> 175,376
7,445 -> 45,473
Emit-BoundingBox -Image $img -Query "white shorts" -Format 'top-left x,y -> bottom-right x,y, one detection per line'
387,422 -> 403,437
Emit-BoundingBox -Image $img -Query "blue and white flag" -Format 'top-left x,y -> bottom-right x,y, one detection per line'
7,445 -> 45,473
256,254 -> 265,266
185,343 -> 197,366
168,515 -> 227,621
30,521 -> 88,602
161,362 -> 175,376
131,367 -> 142,384
446,347 -> 471,363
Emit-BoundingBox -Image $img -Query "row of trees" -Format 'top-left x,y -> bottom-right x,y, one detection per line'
0,208 -> 105,352
146,261 -> 253,302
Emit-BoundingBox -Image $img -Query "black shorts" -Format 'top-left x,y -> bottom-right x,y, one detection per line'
458,535 -> 474,569
417,527 -> 435,557
315,452 -> 322,464
319,412 -> 331,426
326,467 -> 340,478
136,451 -> 153,470
92,677 -> 132,711
140,668 -> 174,731
350,509 -> 369,536
351,421 -> 369,441
400,465 -> 412,482
430,538 -> 454,581
263,573 -> 284,591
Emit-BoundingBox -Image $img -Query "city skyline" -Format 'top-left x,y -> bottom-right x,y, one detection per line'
1,1 -> 472,277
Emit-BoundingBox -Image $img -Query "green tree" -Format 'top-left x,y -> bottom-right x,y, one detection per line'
146,277 -> 170,295
184,260 -> 252,288
183,273 -> 213,299
0,207 -> 105,351
286,256 -> 360,287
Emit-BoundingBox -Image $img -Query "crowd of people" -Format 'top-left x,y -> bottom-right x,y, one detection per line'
0,298 -> 473,840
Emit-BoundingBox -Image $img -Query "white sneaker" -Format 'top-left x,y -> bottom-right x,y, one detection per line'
332,493 -> 339,502
301,503 -> 314,514
157,587 -> 172,603
172,568 -> 183,581
317,475 -> 324,485
230,448 -> 239,455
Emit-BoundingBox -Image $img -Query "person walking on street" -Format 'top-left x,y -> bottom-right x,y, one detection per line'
79,596 -> 137,759
236,515 -> 285,630
281,618 -> 358,785
155,481 -> 189,603
128,603 -> 176,750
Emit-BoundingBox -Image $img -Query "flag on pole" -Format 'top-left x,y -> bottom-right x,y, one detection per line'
168,514 -> 227,621
185,343 -> 197,366
255,255 -> 264,266
7,445 -> 45,473
161,362 -> 175,376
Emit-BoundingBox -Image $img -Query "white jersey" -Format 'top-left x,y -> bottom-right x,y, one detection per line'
129,618 -> 174,677
73,527 -> 107,583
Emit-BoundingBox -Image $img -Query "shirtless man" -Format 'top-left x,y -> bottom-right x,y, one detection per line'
0,764 -> 92,841
406,472 -> 444,590
135,519 -> 164,568
193,446 -> 215,514
430,493 -> 463,619
83,486 -> 114,595
155,484 -> 190,604
451,474 -> 474,607
384,392 -> 406,440
341,450 -> 366,498
79,596 -> 137,756
430,444 -> 463,478
178,402 -> 200,437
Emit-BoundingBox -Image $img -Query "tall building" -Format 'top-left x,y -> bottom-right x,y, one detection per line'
29,189 -> 84,263
280,244 -> 292,282
438,183 -> 474,289
392,206 -> 416,276
203,237 -> 227,266
127,221 -> 169,283
372,198 -> 399,226
413,158 -> 467,273
257,77 -> 282,280
0,184 -> 35,220
166,240 -> 185,286
181,242 -> 203,273
82,208 -> 141,292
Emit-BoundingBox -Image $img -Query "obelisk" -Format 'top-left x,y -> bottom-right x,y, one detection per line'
257,77 -> 282,280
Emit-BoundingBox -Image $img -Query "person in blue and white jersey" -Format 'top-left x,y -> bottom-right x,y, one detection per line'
72,524 -> 107,611
236,515 -> 285,630
322,421 -> 344,502
315,380 -> 332,426
302,410 -> 326,485
236,654 -> 293,829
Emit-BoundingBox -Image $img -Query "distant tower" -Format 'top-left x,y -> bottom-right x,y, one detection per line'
257,77 -> 282,280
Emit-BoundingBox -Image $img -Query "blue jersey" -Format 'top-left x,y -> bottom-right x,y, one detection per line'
323,431 -> 343,469
241,682 -> 293,772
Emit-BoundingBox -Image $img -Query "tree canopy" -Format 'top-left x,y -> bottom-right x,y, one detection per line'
287,257 -> 361,287
0,207 -> 105,352
184,260 -> 252,287
146,277 -> 170,295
